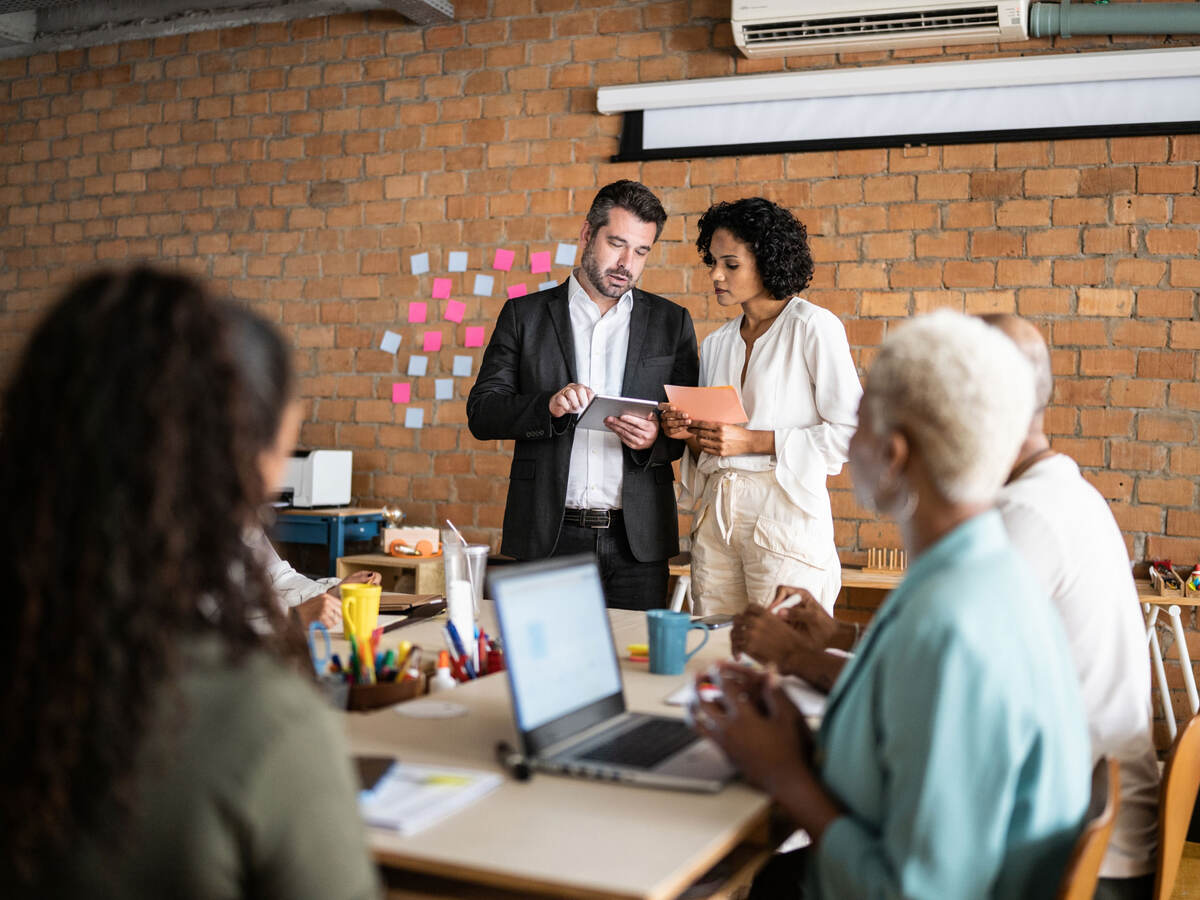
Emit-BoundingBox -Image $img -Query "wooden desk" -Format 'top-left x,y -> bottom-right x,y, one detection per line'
342,606 -> 770,900
338,552 -> 445,596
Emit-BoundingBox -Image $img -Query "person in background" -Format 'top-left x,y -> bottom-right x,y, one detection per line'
661,197 -> 860,616
467,180 -> 698,610
0,267 -> 379,899
733,314 -> 1161,900
986,314 -> 1159,900
249,529 -> 381,629
694,311 -> 1090,900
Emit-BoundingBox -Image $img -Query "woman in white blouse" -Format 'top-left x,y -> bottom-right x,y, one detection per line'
662,198 -> 861,615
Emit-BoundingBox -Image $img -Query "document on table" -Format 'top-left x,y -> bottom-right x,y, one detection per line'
664,674 -> 827,717
358,762 -> 502,835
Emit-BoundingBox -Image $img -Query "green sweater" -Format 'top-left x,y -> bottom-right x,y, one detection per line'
58,637 -> 380,900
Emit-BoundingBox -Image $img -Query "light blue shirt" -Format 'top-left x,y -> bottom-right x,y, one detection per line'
810,511 -> 1091,900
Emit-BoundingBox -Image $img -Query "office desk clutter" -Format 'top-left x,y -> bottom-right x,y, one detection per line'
356,757 -> 503,836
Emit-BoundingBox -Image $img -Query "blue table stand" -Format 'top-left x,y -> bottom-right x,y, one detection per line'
272,507 -> 385,577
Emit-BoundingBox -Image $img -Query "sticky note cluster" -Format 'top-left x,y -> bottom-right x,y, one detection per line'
384,242 -> 581,426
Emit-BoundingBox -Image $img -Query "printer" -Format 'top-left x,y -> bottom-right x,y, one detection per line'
280,450 -> 353,508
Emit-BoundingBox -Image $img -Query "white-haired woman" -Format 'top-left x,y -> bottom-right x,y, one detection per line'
693,311 -> 1091,900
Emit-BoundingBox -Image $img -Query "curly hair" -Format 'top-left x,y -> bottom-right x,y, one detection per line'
0,266 -> 295,883
695,197 -> 815,300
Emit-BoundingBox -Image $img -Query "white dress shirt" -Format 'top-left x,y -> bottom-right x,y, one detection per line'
997,454 -> 1159,878
564,273 -> 633,510
679,297 -> 861,524
250,529 -> 338,610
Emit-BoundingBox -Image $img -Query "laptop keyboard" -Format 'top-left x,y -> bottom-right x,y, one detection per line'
576,718 -> 699,770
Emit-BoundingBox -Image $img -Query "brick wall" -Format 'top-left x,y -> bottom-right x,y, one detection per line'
1,1 -> 1197,733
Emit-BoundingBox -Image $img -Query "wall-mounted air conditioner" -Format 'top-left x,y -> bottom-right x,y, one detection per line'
731,0 -> 1029,58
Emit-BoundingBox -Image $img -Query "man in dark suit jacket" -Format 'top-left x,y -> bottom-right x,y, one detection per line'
467,181 -> 698,609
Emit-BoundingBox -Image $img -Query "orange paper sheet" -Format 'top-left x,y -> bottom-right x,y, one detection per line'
663,384 -> 749,425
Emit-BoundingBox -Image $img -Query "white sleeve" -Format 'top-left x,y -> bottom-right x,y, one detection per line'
773,309 -> 862,513
676,335 -> 716,513
256,531 -> 340,610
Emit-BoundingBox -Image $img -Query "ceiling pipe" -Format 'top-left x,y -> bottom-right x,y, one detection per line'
1030,2 -> 1200,39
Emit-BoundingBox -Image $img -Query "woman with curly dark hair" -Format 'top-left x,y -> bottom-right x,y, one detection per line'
0,266 -> 378,898
662,198 -> 861,617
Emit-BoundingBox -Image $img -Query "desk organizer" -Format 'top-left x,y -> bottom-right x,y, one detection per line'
862,547 -> 907,576
1149,564 -> 1189,599
347,675 -> 427,712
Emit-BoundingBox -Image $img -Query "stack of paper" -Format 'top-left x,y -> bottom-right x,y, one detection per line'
359,762 -> 502,835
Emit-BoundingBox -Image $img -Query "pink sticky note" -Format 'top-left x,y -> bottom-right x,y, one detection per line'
507,283 -> 528,299
407,302 -> 427,324
423,331 -> 443,352
391,383 -> 411,404
530,251 -> 551,274
493,248 -> 514,271
464,326 -> 485,348
444,299 -> 466,323
432,277 -> 452,300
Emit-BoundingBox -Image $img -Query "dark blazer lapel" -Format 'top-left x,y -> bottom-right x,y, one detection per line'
545,282 -> 577,383
620,290 -> 649,395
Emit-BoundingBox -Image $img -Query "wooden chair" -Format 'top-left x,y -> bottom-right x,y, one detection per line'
1154,712 -> 1200,899
1057,757 -> 1120,900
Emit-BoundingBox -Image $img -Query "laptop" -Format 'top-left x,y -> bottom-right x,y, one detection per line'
488,555 -> 736,793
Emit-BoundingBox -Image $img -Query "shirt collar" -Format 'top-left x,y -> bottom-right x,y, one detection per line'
568,272 -> 633,315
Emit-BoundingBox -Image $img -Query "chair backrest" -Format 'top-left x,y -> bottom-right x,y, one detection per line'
1057,756 -> 1120,900
1154,712 -> 1200,900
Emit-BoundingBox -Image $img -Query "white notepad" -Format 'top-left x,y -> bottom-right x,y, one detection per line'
359,762 -> 502,835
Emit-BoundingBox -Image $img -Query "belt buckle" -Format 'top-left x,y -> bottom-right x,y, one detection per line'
585,509 -> 611,529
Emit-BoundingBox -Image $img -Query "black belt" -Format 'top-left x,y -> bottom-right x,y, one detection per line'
563,508 -> 622,529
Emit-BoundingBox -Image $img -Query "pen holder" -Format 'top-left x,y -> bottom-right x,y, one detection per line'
346,674 -> 427,712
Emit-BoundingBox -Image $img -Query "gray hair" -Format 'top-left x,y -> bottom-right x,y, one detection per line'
865,310 -> 1035,506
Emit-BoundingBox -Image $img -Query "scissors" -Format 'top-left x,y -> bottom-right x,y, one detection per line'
307,621 -> 332,677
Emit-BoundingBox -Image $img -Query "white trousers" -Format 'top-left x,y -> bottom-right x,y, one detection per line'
690,469 -> 840,616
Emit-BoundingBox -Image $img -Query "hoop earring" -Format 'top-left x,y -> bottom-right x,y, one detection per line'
876,474 -> 917,523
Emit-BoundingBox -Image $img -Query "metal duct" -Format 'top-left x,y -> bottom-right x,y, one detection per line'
1030,2 -> 1200,38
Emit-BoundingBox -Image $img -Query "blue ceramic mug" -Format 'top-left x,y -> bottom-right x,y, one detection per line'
646,609 -> 709,675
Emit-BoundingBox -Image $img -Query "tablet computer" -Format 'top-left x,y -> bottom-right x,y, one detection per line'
575,394 -> 660,431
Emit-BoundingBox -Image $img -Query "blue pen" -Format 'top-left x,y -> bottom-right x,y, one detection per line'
444,620 -> 477,679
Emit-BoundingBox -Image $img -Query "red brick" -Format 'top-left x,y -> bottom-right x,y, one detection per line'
1138,413 -> 1195,444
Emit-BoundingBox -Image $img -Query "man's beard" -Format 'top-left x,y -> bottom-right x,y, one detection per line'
580,239 -> 633,299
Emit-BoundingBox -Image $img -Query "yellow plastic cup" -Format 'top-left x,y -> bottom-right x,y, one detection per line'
340,583 -> 381,640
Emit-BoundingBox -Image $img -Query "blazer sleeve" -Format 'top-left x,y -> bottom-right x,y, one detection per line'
466,300 -> 565,443
629,306 -> 699,468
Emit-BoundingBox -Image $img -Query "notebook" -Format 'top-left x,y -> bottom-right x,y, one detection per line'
356,756 -> 502,835
488,555 -> 735,793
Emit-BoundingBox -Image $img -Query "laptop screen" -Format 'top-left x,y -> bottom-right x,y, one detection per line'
490,557 -> 623,733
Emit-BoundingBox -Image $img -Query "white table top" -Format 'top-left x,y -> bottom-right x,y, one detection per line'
341,606 -> 769,900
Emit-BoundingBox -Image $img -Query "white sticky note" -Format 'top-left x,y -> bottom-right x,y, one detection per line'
448,251 -> 468,272
379,330 -> 401,354
554,243 -> 577,266
407,355 -> 428,377
404,407 -> 424,429
452,355 -> 473,377
473,274 -> 493,297
435,378 -> 454,400
409,252 -> 429,275
539,280 -> 557,291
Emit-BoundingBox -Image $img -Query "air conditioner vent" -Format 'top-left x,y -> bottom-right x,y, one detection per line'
742,6 -> 999,46
731,1 -> 1028,59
